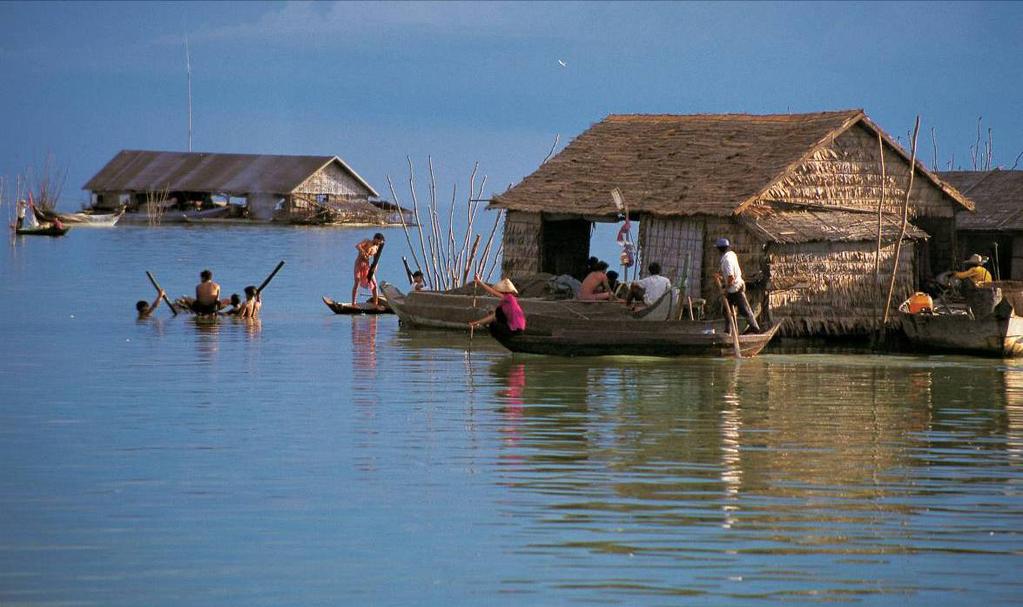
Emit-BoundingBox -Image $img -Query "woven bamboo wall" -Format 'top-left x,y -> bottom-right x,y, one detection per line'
764,123 -> 953,219
767,241 -> 916,337
638,217 -> 704,294
501,210 -> 542,277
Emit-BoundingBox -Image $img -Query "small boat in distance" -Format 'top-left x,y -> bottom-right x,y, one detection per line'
14,223 -> 70,237
34,206 -> 123,227
490,320 -> 780,358
322,296 -> 393,315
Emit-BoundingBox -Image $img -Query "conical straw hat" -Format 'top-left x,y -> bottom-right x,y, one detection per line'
493,278 -> 518,294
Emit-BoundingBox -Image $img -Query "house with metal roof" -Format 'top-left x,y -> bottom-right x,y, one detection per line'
489,110 -> 974,337
940,169 -> 1023,280
84,150 -> 386,222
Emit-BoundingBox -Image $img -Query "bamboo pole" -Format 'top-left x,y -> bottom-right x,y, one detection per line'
873,131 -> 886,337
406,157 -> 435,289
882,116 -> 920,326
386,175 -> 423,275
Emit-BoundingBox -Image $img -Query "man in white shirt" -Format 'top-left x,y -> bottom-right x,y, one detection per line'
715,238 -> 761,333
627,262 -> 673,307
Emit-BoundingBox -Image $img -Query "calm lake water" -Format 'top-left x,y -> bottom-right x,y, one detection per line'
1,226 -> 1021,606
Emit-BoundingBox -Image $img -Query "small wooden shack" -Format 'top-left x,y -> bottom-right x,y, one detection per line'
490,110 -> 974,337
84,150 -> 388,222
940,169 -> 1023,280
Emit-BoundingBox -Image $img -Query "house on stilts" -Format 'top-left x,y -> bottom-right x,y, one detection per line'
489,110 -> 975,337
84,150 -> 406,224
939,169 -> 1023,281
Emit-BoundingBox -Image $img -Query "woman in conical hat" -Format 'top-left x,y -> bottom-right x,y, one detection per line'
468,275 -> 526,336
954,253 -> 992,286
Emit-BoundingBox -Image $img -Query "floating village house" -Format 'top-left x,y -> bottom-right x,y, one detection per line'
84,150 -> 389,222
490,110 -> 974,336
939,169 -> 1023,280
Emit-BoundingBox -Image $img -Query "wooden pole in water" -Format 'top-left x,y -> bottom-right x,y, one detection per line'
257,260 -> 286,294
717,277 -> 742,359
882,116 -> 920,325
146,271 -> 178,316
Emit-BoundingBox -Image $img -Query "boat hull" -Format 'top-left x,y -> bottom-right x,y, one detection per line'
380,283 -> 674,330
900,311 -> 1023,357
491,323 -> 780,358
322,296 -> 393,315
15,225 -> 69,236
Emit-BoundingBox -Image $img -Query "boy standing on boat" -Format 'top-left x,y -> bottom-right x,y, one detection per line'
15,200 -> 26,230
715,238 -> 761,334
352,233 -> 385,308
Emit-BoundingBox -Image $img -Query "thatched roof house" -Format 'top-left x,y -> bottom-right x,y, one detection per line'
490,110 -> 974,336
85,150 -> 383,221
940,169 -> 1023,280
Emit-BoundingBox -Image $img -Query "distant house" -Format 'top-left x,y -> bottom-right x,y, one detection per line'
489,110 -> 974,337
940,170 -> 1023,280
84,150 -> 386,222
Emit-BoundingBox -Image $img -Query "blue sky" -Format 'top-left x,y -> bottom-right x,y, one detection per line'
1,1 -> 1021,207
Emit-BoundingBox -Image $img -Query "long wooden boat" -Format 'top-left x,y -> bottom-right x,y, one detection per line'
490,321 -> 780,358
15,223 -> 69,237
899,293 -> 1023,357
119,205 -> 233,225
34,207 -> 123,227
380,282 -> 675,330
322,296 -> 393,315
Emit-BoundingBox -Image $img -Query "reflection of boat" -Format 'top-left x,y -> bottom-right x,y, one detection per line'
34,207 -> 123,227
381,283 -> 674,331
15,223 -> 69,237
322,296 -> 393,315
899,286 -> 1023,357
490,322 -> 780,358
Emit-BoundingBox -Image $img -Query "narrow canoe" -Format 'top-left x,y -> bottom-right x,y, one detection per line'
322,296 -> 393,315
899,300 -> 1023,357
15,224 -> 69,237
34,207 -> 123,227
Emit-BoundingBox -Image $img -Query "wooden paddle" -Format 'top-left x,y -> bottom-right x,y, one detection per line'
367,241 -> 385,283
256,260 -> 285,294
146,271 -> 178,316
716,277 -> 742,359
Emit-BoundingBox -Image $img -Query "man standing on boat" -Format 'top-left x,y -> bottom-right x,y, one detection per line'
715,238 -> 761,334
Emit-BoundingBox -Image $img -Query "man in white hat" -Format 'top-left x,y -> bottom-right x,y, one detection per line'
954,253 -> 992,287
714,237 -> 761,333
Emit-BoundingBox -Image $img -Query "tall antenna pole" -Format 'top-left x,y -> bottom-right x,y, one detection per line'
185,34 -> 192,152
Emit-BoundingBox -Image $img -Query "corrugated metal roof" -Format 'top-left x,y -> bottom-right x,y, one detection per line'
83,150 -> 379,197
940,169 -> 1023,231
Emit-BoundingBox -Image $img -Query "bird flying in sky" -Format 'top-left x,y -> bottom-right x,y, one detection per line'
558,59 -> 567,67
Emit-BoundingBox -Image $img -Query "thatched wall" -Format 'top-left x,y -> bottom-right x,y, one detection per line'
764,123 -> 955,218
638,217 -> 704,295
501,210 -> 542,277
293,162 -> 372,198
767,241 -> 916,337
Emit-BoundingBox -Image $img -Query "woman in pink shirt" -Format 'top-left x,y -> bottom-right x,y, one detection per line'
469,274 -> 526,336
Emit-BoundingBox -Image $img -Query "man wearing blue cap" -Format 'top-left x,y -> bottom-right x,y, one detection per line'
715,237 -> 761,333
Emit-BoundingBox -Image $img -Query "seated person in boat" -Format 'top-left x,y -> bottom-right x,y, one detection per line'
237,286 -> 262,319
191,269 -> 224,315
352,233 -> 385,307
136,287 -> 166,319
606,270 -> 621,298
626,262 -> 672,308
468,275 -> 526,338
954,253 -> 993,287
411,270 -> 426,292
579,261 -> 618,301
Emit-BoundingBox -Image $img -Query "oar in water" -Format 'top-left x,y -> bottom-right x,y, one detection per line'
256,261 -> 286,294
146,271 -> 178,316
716,279 -> 742,359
